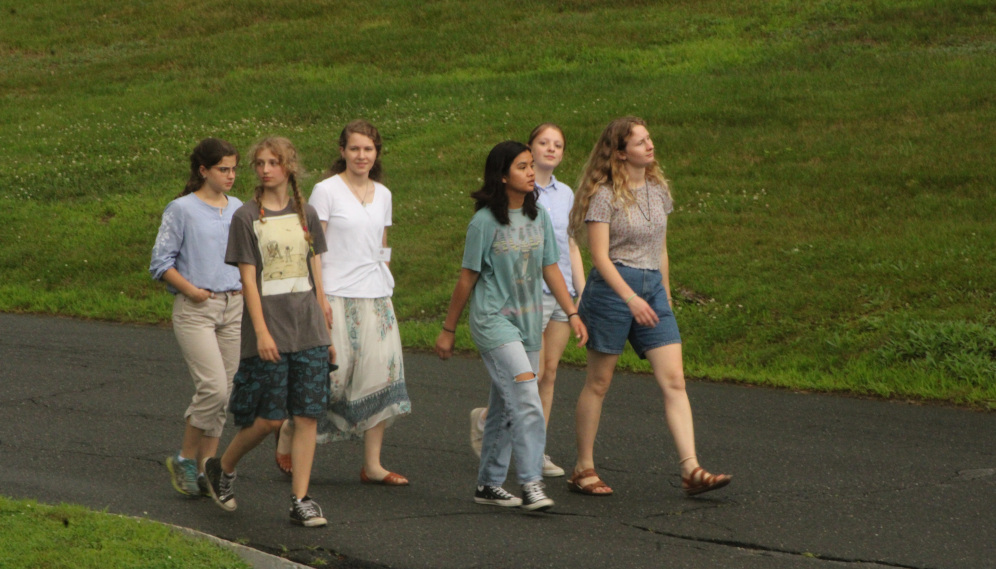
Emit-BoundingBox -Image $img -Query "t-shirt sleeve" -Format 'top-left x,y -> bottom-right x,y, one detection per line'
149,200 -> 184,280
308,182 -> 333,222
383,187 -> 393,227
585,187 -> 614,223
541,209 -> 560,267
306,206 -> 328,256
660,184 -> 674,215
461,220 -> 488,273
225,210 -> 258,267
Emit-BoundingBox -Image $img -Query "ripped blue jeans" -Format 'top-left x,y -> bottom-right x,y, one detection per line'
477,342 -> 545,486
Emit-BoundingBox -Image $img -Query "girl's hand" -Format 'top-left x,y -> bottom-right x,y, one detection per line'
435,330 -> 455,360
319,295 -> 333,329
257,332 -> 280,363
188,288 -> 212,303
628,296 -> 660,328
569,316 -> 588,347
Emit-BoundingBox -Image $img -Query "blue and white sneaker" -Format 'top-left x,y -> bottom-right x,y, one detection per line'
166,453 -> 199,496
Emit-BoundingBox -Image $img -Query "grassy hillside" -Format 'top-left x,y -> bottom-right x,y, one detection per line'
2,0 -> 995,405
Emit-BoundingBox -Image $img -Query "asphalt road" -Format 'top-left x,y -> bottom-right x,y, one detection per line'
1,313 -> 994,568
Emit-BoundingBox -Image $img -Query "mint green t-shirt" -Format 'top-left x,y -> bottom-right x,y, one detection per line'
462,206 -> 560,354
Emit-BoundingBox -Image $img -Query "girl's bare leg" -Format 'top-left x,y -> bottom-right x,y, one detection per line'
538,320 -> 572,427
290,416 -> 317,499
363,421 -> 390,479
573,349 -> 619,492
220,417 -> 283,473
644,343 -> 699,477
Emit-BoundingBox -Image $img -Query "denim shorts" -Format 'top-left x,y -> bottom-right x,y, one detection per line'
229,346 -> 330,427
577,264 -> 681,358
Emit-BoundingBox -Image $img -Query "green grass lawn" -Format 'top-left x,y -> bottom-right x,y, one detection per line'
0,496 -> 250,569
1,0 -> 994,405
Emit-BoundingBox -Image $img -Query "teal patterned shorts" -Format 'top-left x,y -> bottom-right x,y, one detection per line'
230,346 -> 330,427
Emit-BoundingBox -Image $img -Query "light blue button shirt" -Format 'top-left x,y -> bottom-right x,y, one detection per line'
150,193 -> 243,294
535,175 -> 576,296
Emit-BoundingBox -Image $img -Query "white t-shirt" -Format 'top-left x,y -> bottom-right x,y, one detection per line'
309,174 -> 395,298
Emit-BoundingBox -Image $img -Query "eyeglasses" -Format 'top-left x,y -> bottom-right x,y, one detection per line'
213,166 -> 238,175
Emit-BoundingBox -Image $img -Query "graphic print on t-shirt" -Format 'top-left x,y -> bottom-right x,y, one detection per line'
493,224 -> 543,318
254,213 -> 312,296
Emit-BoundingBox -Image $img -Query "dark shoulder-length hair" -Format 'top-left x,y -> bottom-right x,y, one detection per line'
470,140 -> 537,225
178,138 -> 239,198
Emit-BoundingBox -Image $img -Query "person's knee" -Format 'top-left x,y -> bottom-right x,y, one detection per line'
538,367 -> 557,386
586,374 -> 613,398
660,372 -> 686,392
514,372 -> 536,383
255,418 -> 284,432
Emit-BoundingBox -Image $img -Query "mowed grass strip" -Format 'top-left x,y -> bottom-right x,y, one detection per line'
0,496 -> 250,569
1,0 -> 995,405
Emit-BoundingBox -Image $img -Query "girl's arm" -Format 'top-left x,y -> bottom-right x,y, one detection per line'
543,264 -> 588,347
383,228 -> 390,270
568,237 -> 586,307
162,268 -> 212,303
434,268 -> 480,360
587,222 -> 659,327
660,235 -> 672,307
239,263 -> 280,362
311,254 -> 333,329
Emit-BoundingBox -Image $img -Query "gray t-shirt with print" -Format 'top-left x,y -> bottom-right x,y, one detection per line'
225,200 -> 330,358
585,182 -> 674,270
462,206 -> 560,354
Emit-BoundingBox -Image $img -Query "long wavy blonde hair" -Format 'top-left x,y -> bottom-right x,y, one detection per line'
247,136 -> 313,248
568,116 -> 670,244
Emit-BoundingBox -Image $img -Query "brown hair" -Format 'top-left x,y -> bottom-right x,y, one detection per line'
324,119 -> 383,182
568,117 -> 669,245
247,136 -> 313,247
527,123 -> 565,148
178,138 -> 239,198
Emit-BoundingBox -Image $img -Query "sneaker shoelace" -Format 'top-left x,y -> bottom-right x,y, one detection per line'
296,498 -> 322,519
219,471 -> 235,497
522,481 -> 547,500
487,486 -> 516,500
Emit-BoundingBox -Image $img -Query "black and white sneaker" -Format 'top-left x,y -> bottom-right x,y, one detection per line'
204,457 -> 237,512
290,495 -> 327,527
520,481 -> 554,512
474,485 -> 523,507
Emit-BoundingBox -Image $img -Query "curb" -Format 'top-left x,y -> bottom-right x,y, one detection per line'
168,524 -> 311,569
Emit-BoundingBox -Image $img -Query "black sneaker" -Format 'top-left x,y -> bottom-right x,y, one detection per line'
204,457 -> 237,512
521,481 -> 554,512
196,474 -> 210,497
474,485 -> 522,507
290,495 -> 327,527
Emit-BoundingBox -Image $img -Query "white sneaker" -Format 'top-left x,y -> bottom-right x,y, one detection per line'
542,454 -> 565,478
469,407 -> 486,458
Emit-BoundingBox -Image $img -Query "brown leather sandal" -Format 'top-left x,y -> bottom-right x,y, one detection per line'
681,467 -> 732,496
567,468 -> 613,496
360,467 -> 410,486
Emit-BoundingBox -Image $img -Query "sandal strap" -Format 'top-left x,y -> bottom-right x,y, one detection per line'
571,468 -> 599,482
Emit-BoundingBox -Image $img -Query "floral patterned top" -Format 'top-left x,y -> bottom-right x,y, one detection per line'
585,182 -> 673,270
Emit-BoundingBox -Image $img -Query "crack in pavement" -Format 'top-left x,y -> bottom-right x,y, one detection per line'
621,522 -> 935,568
0,379 -> 133,407
0,443 -> 166,466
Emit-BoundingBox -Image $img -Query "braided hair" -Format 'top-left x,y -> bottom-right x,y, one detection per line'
247,136 -> 314,249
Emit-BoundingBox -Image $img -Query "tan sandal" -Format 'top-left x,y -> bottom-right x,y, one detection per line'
682,467 -> 731,496
567,468 -> 613,496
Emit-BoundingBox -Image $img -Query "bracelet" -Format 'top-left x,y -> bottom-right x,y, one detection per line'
566,313 -> 579,320
625,294 -> 637,304
441,326 -> 456,334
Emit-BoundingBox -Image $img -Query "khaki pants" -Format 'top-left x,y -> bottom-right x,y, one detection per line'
172,292 -> 243,438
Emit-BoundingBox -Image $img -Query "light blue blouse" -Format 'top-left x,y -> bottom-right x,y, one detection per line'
149,193 -> 243,294
535,175 -> 576,296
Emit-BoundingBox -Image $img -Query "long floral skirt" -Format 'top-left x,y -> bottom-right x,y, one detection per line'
317,295 -> 411,443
